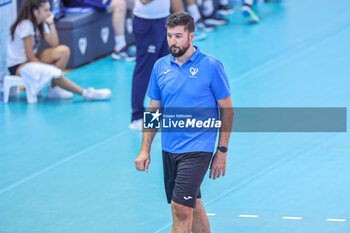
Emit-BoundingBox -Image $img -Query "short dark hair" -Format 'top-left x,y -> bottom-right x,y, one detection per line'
166,12 -> 195,33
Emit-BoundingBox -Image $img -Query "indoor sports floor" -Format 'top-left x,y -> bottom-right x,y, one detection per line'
1,0 -> 350,232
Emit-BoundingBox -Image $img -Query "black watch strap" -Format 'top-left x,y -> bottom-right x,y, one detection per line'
217,146 -> 228,153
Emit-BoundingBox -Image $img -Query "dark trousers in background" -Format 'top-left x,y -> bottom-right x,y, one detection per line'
131,16 -> 169,121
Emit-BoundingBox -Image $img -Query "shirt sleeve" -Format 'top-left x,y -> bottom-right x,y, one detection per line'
17,20 -> 35,39
211,60 -> 231,101
147,62 -> 161,101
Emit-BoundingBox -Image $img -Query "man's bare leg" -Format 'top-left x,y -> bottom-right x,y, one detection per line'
108,0 -> 127,51
171,201 -> 193,233
192,199 -> 210,233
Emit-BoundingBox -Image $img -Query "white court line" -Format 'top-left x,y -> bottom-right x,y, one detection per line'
200,134 -> 336,211
207,213 -> 216,216
153,135 -> 336,233
0,131 -> 127,195
153,214 -> 347,233
228,19 -> 350,87
153,223 -> 172,233
326,219 -> 347,222
239,214 -> 259,218
333,148 -> 350,152
282,216 -> 303,220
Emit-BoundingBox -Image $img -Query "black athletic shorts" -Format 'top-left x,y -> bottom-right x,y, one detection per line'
8,64 -> 21,76
162,150 -> 213,208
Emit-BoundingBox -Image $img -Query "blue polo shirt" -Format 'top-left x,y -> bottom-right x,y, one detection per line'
147,47 -> 231,153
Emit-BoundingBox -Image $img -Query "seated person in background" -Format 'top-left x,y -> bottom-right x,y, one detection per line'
217,0 -> 234,15
63,0 -> 136,62
108,0 -> 136,61
7,0 -> 111,101
241,0 -> 260,24
200,0 -> 229,26
185,0 -> 217,32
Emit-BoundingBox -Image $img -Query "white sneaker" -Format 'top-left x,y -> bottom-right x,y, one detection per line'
47,86 -> 73,99
129,119 -> 143,131
83,87 -> 112,101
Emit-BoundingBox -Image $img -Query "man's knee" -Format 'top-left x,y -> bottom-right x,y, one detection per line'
172,201 -> 193,222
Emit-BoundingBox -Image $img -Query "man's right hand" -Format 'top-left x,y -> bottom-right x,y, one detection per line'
134,151 -> 151,172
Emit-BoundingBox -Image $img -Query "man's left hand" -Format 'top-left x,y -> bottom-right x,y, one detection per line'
209,151 -> 227,180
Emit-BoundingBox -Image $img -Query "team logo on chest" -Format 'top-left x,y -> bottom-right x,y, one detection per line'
189,67 -> 198,78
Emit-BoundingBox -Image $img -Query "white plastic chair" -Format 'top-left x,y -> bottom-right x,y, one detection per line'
3,75 -> 37,103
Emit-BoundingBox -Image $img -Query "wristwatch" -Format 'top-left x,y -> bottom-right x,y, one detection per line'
217,146 -> 228,153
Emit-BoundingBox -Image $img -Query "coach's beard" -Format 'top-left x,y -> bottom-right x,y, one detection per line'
169,43 -> 190,57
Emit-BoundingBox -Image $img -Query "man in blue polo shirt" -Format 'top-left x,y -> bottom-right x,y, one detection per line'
134,12 -> 233,233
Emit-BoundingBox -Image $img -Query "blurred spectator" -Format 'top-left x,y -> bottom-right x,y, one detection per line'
185,0 -> 216,32
201,0 -> 229,26
217,0 -> 234,15
170,0 -> 207,41
130,0 -> 171,130
7,0 -> 111,101
63,0 -> 136,61
241,0 -> 260,23
108,0 -> 136,61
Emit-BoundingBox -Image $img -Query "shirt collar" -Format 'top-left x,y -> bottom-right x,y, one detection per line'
189,46 -> 200,62
170,46 -> 200,64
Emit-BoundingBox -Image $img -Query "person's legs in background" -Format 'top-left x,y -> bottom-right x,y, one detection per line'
201,0 -> 229,26
37,45 -> 70,70
181,0 -> 207,40
38,45 -> 75,98
241,0 -> 260,23
185,0 -> 216,32
37,45 -> 111,100
109,0 -> 136,61
170,0 -> 208,40
130,18 -> 167,130
171,0 -> 185,13
217,0 -> 234,15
